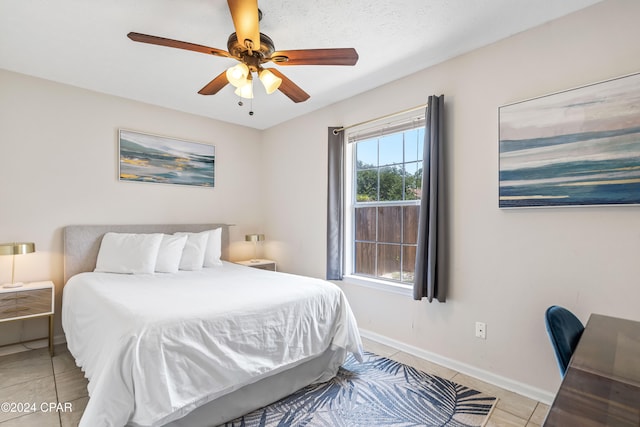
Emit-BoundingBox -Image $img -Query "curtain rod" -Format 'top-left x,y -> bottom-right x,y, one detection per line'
333,103 -> 428,135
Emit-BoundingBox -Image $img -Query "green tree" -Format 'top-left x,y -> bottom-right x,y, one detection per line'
379,166 -> 403,201
356,161 -> 423,202
405,166 -> 423,200
356,171 -> 377,201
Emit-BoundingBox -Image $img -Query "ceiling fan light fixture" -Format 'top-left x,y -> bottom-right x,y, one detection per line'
259,69 -> 282,94
226,63 -> 249,88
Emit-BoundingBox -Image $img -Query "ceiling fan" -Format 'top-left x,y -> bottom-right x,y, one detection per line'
127,0 -> 359,103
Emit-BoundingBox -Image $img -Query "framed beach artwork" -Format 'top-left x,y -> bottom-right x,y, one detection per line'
498,72 -> 640,208
119,129 -> 215,187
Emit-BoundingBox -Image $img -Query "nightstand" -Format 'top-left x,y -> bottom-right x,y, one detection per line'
0,281 -> 54,356
235,259 -> 277,272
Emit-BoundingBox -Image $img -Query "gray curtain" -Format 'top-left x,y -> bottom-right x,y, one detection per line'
414,95 -> 446,302
326,127 -> 344,280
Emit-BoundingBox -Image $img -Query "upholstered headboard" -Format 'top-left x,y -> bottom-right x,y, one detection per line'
63,224 -> 231,283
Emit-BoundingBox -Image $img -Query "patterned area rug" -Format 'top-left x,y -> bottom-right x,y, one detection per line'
223,351 -> 497,427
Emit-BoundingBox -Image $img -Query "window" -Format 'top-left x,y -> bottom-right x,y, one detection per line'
345,119 -> 425,286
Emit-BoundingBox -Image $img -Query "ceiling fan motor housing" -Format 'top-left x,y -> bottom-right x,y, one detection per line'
227,32 -> 278,72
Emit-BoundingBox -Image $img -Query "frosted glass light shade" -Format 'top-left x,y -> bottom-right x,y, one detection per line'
259,69 -> 282,94
234,80 -> 254,99
226,63 -> 249,88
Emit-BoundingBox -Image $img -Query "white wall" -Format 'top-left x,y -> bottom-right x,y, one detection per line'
0,70 -> 264,345
261,0 -> 640,399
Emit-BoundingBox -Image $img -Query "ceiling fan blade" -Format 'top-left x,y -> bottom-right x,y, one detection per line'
271,48 -> 359,66
268,69 -> 310,103
198,71 -> 230,95
127,32 -> 230,57
227,0 -> 260,51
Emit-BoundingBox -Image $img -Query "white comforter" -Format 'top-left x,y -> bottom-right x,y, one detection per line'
62,262 -> 362,427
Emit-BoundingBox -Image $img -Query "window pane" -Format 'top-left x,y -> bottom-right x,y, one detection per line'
379,166 -> 403,201
418,127 -> 425,157
404,129 -> 419,162
356,169 -> 378,202
404,161 -> 422,201
356,138 -> 377,169
379,133 -> 403,166
403,205 -> 419,244
377,244 -> 400,280
378,206 -> 401,243
355,207 -> 376,241
402,245 -> 416,282
355,242 -> 376,276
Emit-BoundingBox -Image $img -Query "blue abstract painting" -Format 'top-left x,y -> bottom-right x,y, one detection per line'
499,72 -> 640,208
119,130 -> 215,187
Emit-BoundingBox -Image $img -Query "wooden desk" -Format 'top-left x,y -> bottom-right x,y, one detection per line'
544,314 -> 640,427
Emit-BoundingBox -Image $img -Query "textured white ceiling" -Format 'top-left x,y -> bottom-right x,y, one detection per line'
0,0 -> 601,129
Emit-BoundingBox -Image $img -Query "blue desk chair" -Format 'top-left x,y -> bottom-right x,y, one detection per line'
545,306 -> 584,376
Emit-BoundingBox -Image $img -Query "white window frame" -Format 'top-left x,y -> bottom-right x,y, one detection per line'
343,113 -> 425,295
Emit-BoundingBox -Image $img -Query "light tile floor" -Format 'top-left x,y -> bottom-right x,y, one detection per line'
0,339 -> 548,426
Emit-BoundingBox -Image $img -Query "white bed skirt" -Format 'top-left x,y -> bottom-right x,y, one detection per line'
163,346 -> 344,427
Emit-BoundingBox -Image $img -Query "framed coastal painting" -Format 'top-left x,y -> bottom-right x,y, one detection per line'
119,129 -> 215,187
498,72 -> 640,208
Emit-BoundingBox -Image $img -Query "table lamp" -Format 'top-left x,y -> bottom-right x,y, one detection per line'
0,242 -> 36,288
245,234 -> 265,263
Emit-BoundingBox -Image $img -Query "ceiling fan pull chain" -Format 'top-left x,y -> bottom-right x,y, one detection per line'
249,86 -> 254,116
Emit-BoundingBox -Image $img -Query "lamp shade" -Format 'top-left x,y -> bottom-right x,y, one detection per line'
226,63 -> 249,88
0,242 -> 35,256
259,69 -> 282,94
234,80 -> 254,99
1,242 -> 36,287
245,234 -> 265,242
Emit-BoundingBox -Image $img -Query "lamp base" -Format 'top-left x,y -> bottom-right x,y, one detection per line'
2,282 -> 24,288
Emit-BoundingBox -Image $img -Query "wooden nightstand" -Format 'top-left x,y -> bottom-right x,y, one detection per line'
0,281 -> 54,355
235,259 -> 277,271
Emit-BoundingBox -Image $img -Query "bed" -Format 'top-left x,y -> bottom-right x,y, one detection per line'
61,224 -> 362,427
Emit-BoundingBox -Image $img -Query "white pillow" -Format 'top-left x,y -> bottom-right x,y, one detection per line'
175,231 -> 210,271
203,228 -> 223,267
155,234 -> 188,273
95,232 -> 163,274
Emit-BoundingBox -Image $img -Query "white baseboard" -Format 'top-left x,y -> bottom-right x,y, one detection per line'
54,333 -> 67,346
359,328 -> 555,405
0,334 -> 67,357
0,339 -> 47,356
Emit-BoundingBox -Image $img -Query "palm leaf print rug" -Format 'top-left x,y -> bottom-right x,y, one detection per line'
223,351 -> 497,426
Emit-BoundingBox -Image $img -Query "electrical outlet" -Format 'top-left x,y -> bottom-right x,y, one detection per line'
475,321 -> 486,339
